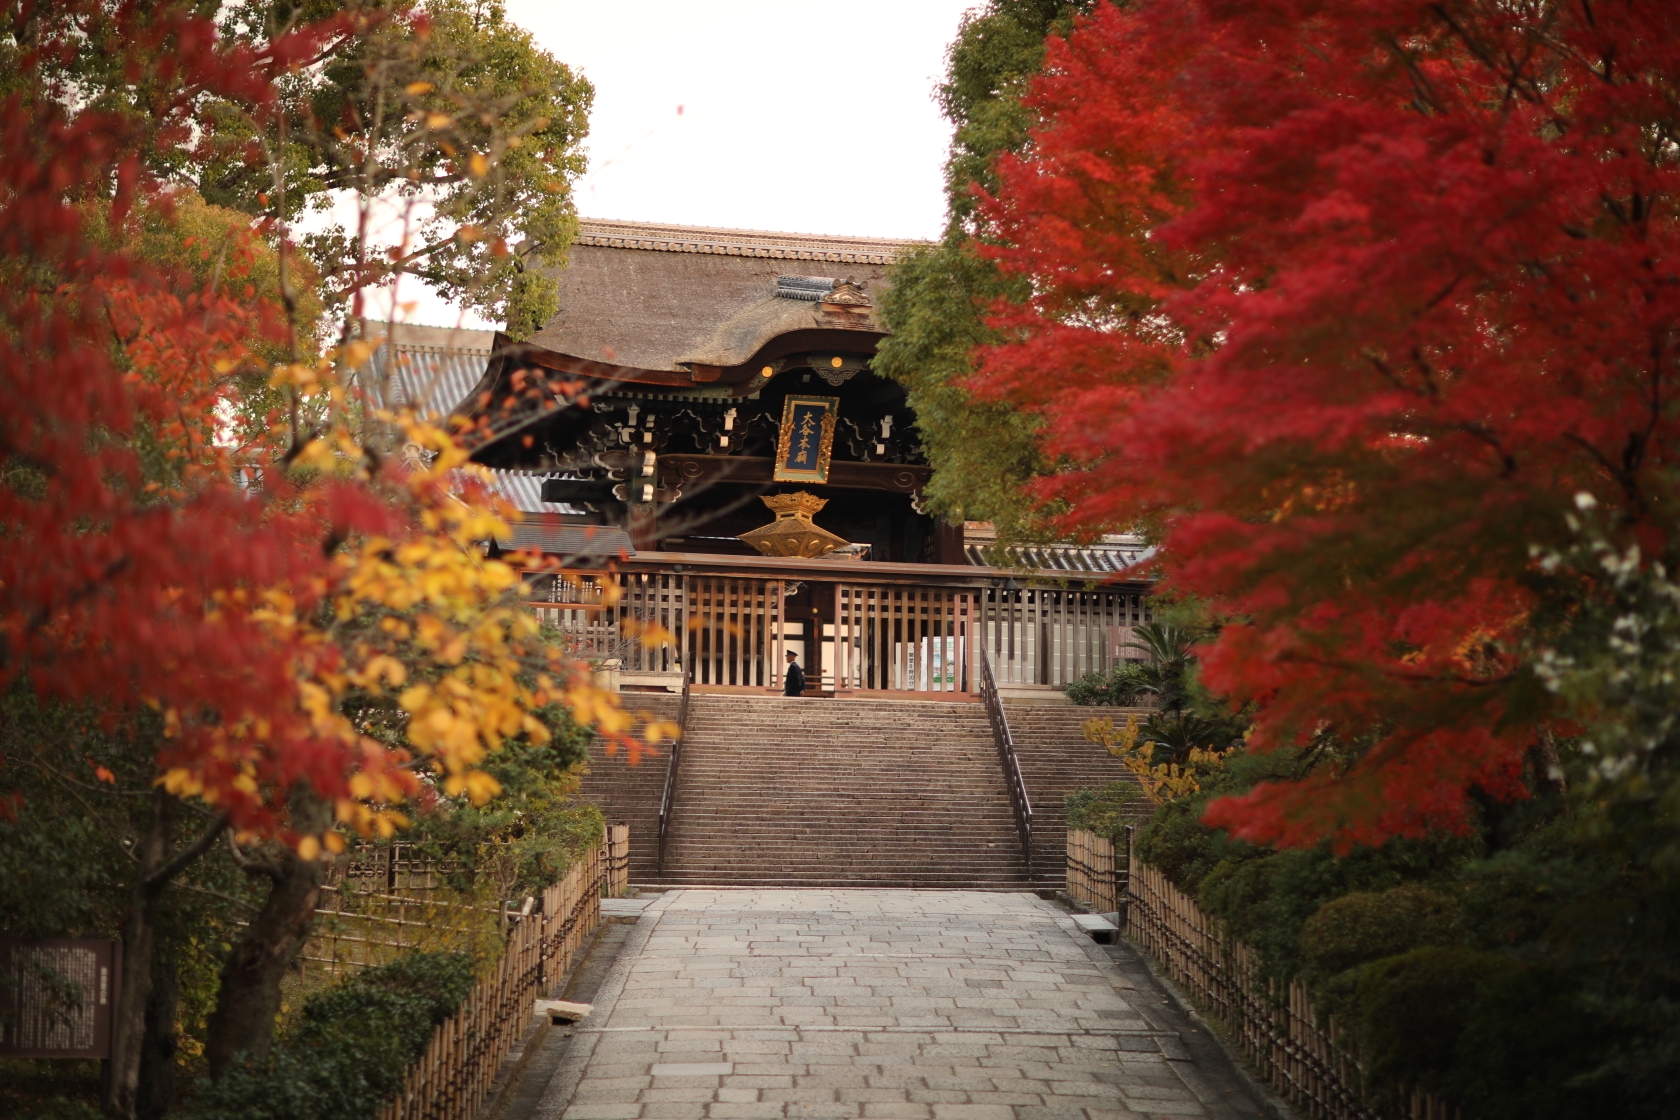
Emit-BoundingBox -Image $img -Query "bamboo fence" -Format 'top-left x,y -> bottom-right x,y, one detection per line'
301,826 -> 631,979
604,822 -> 629,896
278,824 -> 629,1120
1068,828 -> 1457,1120
1064,827 -> 1125,915
377,832 -> 619,1120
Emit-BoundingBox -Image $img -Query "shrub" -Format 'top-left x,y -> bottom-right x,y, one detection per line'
1197,830 -> 1479,981
1298,884 -> 1461,982
1134,790 -> 1243,893
1451,964 -> 1613,1120
1355,947 -> 1515,1099
1350,947 -> 1614,1119
185,952 -> 476,1120
1065,781 -> 1143,840
1066,662 -> 1153,706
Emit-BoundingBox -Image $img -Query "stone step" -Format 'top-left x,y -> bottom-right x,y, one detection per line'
653,693 -> 1024,888
580,693 -> 1143,890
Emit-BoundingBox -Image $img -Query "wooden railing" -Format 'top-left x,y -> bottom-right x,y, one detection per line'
1068,828 -> 1456,1120
656,668 -> 691,875
978,647 -> 1033,877
541,567 -> 1154,694
379,835 -> 618,1120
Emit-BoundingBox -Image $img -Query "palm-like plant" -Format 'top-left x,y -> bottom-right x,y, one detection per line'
1139,709 -> 1223,767
1123,622 -> 1198,715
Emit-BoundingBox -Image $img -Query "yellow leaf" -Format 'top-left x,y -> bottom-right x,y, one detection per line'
297,835 -> 321,861
160,767 -> 203,798
638,623 -> 675,649
643,720 -> 681,745
468,153 -> 489,178
462,770 -> 502,805
406,81 -> 434,95
425,112 -> 452,130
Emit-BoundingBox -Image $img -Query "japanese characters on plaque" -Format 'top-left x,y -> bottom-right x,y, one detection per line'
0,939 -> 122,1058
773,395 -> 838,484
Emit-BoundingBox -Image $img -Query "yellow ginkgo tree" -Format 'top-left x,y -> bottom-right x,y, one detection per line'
1085,714 -> 1233,806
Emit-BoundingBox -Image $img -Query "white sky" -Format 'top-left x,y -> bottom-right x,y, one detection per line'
380,0 -> 975,329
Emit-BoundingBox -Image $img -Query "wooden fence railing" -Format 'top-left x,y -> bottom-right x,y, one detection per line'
604,822 -> 629,896
302,888 -> 500,977
301,826 -> 629,979
378,830 -> 623,1120
1064,828 -> 1124,916
1067,828 -> 1456,1120
542,569 -> 1154,693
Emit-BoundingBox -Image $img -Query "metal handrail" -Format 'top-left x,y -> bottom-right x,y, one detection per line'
655,666 -> 692,876
978,647 -> 1033,879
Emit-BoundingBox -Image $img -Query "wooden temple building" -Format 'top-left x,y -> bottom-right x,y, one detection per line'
374,219 -> 1152,701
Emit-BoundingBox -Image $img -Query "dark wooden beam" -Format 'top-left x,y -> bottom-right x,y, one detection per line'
660,455 -> 931,494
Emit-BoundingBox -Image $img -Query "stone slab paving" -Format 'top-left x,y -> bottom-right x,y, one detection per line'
533,890 -> 1270,1120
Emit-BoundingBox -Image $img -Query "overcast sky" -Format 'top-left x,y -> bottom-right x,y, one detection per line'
389,0 -> 976,328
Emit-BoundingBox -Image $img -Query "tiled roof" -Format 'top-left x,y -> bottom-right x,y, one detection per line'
572,218 -> 916,266
486,470 -> 580,515
361,326 -> 494,421
493,522 -> 634,559
962,531 -> 1154,574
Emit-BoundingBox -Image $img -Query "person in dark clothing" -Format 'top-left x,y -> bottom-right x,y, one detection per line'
783,650 -> 805,696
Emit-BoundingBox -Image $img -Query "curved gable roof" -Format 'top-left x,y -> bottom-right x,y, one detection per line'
524,219 -> 920,375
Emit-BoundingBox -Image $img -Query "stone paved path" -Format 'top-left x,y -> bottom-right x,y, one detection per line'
532,890 -> 1271,1120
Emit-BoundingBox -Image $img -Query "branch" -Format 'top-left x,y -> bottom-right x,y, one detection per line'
226,830 -> 285,882
144,812 -> 229,890
1562,430 -> 1643,514
165,878 -> 260,911
1447,420 -> 1518,477
14,556 -> 131,656
1428,4 -> 1548,109
15,753 -> 139,855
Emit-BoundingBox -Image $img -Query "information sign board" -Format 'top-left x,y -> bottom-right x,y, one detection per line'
0,938 -> 122,1058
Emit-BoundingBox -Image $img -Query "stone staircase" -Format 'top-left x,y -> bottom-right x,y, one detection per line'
1005,704 -> 1154,887
576,693 -> 682,884
577,692 -> 1154,891
655,695 -> 1032,888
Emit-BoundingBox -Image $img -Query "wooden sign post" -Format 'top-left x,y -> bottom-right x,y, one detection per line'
0,939 -> 123,1059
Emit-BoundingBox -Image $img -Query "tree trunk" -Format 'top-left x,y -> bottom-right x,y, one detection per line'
205,788 -> 332,1080
103,791 -> 168,1120
136,945 -> 178,1120
1529,724 -> 1567,797
102,792 -> 226,1120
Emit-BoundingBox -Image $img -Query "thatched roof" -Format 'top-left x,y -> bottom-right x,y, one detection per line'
524,219 -> 919,378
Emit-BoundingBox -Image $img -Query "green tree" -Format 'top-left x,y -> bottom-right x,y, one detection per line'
207,0 -> 592,340
0,692 -> 268,1120
873,1 -> 1088,542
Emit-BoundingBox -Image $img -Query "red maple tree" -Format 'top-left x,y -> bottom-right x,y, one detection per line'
971,1 -> 1680,846
1,5 -> 364,826
2,1 -> 623,840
